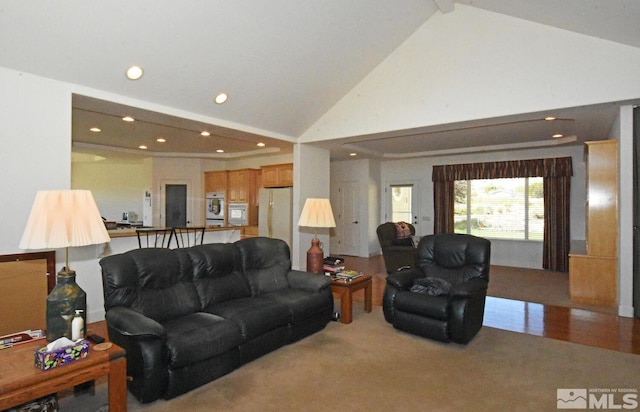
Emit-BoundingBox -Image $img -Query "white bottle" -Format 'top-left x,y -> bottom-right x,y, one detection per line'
71,310 -> 85,341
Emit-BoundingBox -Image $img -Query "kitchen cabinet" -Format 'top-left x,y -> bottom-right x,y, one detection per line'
261,163 -> 293,187
204,170 -> 227,194
569,140 -> 618,307
228,169 -> 259,203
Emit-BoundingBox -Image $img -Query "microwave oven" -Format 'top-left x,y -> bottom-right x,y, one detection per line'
227,203 -> 248,226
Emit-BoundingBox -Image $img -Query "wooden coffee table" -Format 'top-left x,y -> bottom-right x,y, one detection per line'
329,274 -> 372,324
0,322 -> 127,411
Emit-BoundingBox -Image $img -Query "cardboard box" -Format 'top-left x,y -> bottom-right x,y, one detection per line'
34,339 -> 89,371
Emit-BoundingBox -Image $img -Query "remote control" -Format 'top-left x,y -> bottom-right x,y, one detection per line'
87,334 -> 105,344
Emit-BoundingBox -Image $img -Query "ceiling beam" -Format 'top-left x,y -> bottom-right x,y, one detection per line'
432,0 -> 455,14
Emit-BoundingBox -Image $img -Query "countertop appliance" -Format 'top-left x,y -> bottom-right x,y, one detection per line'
227,203 -> 248,226
259,187 -> 292,247
206,192 -> 225,227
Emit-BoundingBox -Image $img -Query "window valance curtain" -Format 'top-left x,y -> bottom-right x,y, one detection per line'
432,157 -> 572,272
432,157 -> 573,181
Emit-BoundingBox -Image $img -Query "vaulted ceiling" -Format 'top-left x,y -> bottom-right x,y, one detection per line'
1,0 -> 638,160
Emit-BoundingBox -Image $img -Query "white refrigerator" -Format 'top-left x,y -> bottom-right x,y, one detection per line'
259,187 -> 293,247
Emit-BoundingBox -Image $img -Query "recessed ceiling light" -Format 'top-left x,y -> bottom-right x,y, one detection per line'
126,65 -> 144,80
216,149 -> 224,153
257,142 -> 265,147
89,127 -> 101,132
349,152 -> 357,157
215,93 -> 228,104
201,131 -> 211,137
139,145 -> 148,150
552,134 -> 563,138
545,117 -> 556,121
122,116 -> 135,122
156,137 -> 166,143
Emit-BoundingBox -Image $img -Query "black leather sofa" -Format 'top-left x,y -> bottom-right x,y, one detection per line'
382,233 -> 490,344
99,237 -> 333,403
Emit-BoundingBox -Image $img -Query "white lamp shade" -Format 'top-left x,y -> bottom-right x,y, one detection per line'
19,190 -> 111,250
297,198 -> 336,228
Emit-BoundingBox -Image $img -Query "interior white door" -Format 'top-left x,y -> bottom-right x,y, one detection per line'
337,181 -> 360,256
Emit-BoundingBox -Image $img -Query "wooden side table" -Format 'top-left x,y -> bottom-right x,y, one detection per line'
0,322 -> 127,411
329,274 -> 372,324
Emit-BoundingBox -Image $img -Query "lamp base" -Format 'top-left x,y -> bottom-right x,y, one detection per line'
46,268 -> 86,342
306,238 -> 324,274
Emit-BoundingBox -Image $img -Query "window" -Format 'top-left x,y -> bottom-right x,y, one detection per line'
454,177 -> 543,240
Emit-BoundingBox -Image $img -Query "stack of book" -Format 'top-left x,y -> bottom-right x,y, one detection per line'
323,256 -> 345,275
334,269 -> 363,281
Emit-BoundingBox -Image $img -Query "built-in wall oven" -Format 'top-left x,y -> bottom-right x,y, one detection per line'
205,192 -> 225,227
227,203 -> 248,226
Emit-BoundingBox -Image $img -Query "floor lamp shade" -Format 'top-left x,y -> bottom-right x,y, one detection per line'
19,190 -> 111,341
298,198 -> 336,274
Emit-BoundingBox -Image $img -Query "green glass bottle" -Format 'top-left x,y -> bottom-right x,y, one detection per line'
46,268 -> 86,342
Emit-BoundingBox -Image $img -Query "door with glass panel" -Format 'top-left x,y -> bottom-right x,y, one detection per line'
387,184 -> 418,228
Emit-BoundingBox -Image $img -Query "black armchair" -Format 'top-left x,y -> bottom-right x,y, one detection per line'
376,222 -> 417,273
382,233 -> 491,344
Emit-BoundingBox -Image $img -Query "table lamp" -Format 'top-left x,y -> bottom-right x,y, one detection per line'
297,198 -> 336,273
19,190 -> 111,341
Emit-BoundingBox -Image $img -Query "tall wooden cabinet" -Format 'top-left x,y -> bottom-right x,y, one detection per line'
569,140 -> 618,307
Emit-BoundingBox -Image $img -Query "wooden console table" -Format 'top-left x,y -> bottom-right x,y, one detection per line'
329,274 -> 372,324
0,322 -> 127,411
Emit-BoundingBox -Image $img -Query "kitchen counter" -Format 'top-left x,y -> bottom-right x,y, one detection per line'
107,225 -> 248,238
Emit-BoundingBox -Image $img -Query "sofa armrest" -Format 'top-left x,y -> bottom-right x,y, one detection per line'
386,268 -> 424,290
286,270 -> 330,292
104,306 -> 168,403
105,306 -> 166,339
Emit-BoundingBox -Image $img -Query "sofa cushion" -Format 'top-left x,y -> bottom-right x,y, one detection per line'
235,237 -> 291,295
204,296 -> 290,340
162,312 -> 243,369
100,248 -> 200,323
264,289 -> 332,323
182,244 -> 251,308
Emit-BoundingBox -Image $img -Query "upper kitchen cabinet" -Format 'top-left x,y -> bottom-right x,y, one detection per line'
228,169 -> 260,203
261,163 -> 293,187
204,170 -> 228,194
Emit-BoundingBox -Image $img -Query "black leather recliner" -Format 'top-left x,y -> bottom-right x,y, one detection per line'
376,222 -> 418,273
383,233 -> 491,344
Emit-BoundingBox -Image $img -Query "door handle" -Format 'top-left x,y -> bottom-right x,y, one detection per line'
352,221 -> 358,224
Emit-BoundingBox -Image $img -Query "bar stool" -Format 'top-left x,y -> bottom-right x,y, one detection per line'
172,226 -> 205,248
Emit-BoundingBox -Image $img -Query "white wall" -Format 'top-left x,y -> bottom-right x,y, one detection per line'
0,68 -> 72,254
301,4 -> 640,143
293,144 -> 331,270
72,156 -> 153,222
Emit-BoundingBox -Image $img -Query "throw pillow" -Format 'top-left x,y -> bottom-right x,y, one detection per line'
410,277 -> 452,296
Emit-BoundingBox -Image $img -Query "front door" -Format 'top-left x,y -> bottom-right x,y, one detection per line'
387,183 -> 420,230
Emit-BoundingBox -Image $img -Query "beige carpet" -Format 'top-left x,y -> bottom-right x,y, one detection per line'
60,306 -> 639,412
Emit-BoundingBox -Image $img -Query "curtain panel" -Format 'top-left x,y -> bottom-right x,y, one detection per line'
432,157 -> 572,272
